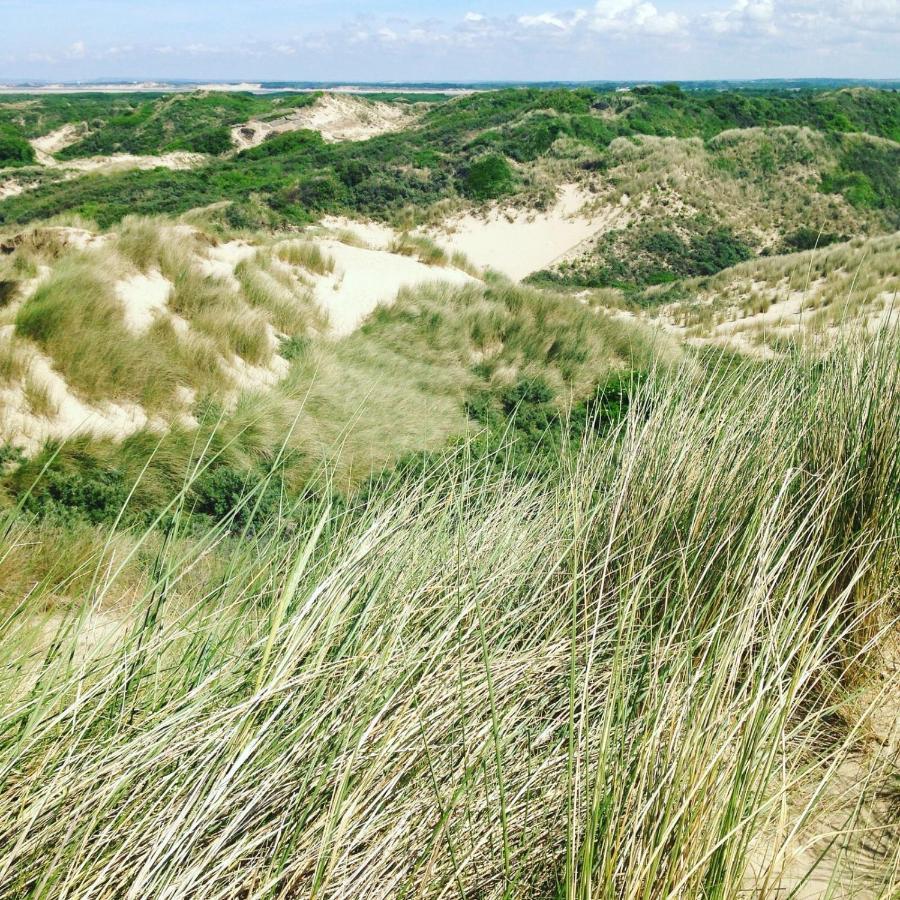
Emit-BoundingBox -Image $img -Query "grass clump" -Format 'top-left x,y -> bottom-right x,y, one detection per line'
14,254 -> 179,407
0,332 -> 895,897
22,374 -> 58,418
276,240 -> 335,275
388,232 -> 449,266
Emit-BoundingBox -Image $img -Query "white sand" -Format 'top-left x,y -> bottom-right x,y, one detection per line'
0,179 -> 25,200
30,123 -> 85,164
197,241 -> 257,286
0,329 -> 162,453
426,186 -> 630,281
61,152 -> 206,174
318,215 -> 396,250
232,94 -> 417,149
310,240 -> 478,336
115,270 -> 172,334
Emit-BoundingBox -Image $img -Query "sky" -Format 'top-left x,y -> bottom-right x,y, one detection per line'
2,0 -> 898,82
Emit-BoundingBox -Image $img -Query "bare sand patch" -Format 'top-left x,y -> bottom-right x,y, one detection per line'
30,123 -> 87,165
61,151 -> 206,174
309,240 -> 477,336
115,269 -> 172,334
426,185 -> 630,281
198,240 -> 258,286
318,216 -> 396,250
232,94 -> 417,149
0,328 -> 164,452
0,179 -> 25,200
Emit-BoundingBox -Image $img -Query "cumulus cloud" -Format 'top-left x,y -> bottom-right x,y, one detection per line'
4,0 -> 898,82
590,0 -> 687,35
702,0 -> 776,36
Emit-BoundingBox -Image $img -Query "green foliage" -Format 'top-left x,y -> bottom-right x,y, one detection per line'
51,92 -> 320,160
820,138 -> 900,222
0,126 -> 35,166
2,86 -> 899,228
17,447 -> 128,524
462,154 -> 514,200
191,464 -> 282,531
782,226 -> 843,252
539,223 -> 753,290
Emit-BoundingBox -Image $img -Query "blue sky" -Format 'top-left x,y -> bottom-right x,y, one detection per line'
2,0 -> 898,81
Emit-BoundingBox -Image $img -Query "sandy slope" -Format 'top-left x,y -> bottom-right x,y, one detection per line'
0,180 -> 25,200
309,240 -> 477,336
232,94 -> 418,149
18,124 -> 207,176
30,124 -> 85,164
0,327 -> 163,453
115,270 -> 172,333
426,185 -> 631,281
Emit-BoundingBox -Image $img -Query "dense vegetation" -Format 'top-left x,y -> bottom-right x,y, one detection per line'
0,82 -> 897,897
1,86 -> 898,234
0,334 -> 896,897
0,125 -> 35,166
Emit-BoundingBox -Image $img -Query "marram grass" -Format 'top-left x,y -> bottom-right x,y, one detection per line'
0,333 -> 897,899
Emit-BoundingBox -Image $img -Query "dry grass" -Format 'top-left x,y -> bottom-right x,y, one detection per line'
0,332 -> 896,898
389,232 -> 449,266
276,240 -> 335,275
0,336 -> 29,385
22,374 -> 57,418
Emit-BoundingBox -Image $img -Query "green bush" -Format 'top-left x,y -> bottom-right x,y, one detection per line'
782,227 -> 842,252
19,454 -> 128,524
179,127 -> 232,155
192,464 -> 282,531
0,127 -> 35,166
461,154 -> 514,200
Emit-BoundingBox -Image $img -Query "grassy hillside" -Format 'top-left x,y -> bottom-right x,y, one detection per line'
0,333 -> 896,896
0,84 -> 897,897
0,216 -> 673,528
1,87 -> 897,239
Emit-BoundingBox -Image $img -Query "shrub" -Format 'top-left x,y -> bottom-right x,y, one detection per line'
782,227 -> 842,252
461,154 -> 514,201
180,127 -> 232,156
20,454 -> 129,524
192,464 -> 281,530
0,127 -> 35,167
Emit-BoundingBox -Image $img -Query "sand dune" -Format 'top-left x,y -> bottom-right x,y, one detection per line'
309,239 -> 477,336
30,123 -> 86,164
232,94 -> 418,149
425,185 -> 631,281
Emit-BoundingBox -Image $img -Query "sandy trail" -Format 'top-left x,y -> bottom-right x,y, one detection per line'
232,94 -> 418,149
30,123 -> 85,165
310,240 -> 477,336
19,125 -> 207,175
426,186 -> 630,281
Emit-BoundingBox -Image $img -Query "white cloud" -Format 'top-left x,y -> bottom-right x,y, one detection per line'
519,11 -> 588,31
590,0 -> 687,35
703,0 -> 776,36
464,12 -> 486,22
66,40 -> 87,59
